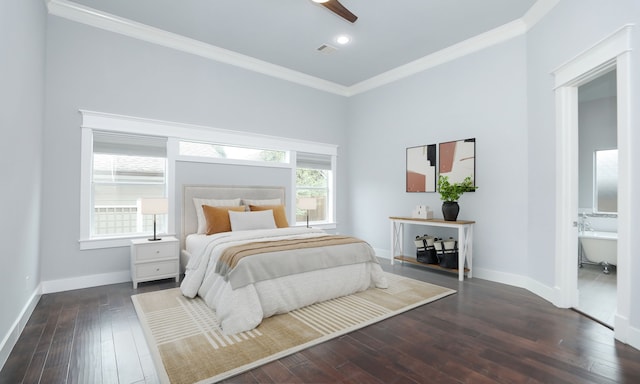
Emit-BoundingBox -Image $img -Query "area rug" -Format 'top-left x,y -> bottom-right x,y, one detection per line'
132,273 -> 455,384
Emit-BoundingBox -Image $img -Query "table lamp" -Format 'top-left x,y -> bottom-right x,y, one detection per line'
140,198 -> 168,241
298,197 -> 317,228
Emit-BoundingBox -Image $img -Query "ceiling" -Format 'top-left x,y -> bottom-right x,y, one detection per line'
59,0 -> 540,90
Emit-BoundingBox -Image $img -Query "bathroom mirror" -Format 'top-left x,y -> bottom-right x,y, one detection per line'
594,149 -> 617,213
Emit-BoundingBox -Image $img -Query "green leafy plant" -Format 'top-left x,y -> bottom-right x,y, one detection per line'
438,175 -> 477,202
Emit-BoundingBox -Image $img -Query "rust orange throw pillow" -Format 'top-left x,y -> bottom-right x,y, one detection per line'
202,205 -> 246,235
249,205 -> 289,228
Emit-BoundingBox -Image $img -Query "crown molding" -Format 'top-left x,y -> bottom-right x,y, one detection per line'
348,0 -> 560,96
521,0 -> 561,30
45,0 -> 556,97
346,19 -> 528,96
45,0 -> 350,96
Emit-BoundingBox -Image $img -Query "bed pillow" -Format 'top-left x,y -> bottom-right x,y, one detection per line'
249,205 -> 289,228
228,210 -> 277,231
202,205 -> 246,235
241,198 -> 281,207
193,198 -> 241,234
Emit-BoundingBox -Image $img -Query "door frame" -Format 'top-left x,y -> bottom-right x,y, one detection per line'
552,24 -> 632,343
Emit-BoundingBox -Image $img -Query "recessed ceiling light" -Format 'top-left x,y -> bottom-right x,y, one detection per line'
311,0 -> 329,3
336,35 -> 351,45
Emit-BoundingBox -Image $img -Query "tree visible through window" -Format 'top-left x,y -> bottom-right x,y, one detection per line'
179,141 -> 286,163
296,168 -> 329,223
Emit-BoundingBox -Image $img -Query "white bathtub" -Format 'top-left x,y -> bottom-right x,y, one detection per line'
579,231 -> 617,271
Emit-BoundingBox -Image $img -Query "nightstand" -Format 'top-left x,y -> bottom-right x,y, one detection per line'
130,236 -> 179,289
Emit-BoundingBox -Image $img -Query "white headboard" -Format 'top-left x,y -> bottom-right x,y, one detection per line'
181,184 -> 286,247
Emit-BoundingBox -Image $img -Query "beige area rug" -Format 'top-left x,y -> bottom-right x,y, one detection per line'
132,273 -> 456,384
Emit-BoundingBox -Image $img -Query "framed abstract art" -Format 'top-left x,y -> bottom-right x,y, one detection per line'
406,144 -> 437,192
439,138 -> 476,185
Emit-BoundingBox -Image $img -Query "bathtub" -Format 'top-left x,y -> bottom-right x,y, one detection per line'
579,231 -> 617,273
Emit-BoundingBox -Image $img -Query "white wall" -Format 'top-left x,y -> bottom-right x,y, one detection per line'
347,36 -> 529,277
6,0 -> 640,363
525,0 -> 640,336
347,0 -> 640,345
0,0 -> 46,367
40,17 -> 349,284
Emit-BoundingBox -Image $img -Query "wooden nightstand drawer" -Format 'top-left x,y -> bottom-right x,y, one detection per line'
135,242 -> 176,261
135,260 -> 178,279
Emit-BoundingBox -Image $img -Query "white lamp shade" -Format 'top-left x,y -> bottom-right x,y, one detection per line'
140,198 -> 168,215
298,197 -> 317,210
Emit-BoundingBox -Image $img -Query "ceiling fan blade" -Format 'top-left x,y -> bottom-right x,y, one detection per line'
320,0 -> 358,23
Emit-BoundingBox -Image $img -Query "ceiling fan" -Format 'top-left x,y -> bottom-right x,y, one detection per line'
311,0 -> 358,23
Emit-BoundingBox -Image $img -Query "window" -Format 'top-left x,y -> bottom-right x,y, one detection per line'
594,149 -> 617,213
296,152 -> 333,225
91,132 -> 167,238
80,110 -> 338,248
179,140 -> 288,164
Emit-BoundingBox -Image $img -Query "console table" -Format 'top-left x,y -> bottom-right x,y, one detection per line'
389,216 -> 475,281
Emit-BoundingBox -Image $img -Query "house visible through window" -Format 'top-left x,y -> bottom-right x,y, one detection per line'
91,132 -> 167,237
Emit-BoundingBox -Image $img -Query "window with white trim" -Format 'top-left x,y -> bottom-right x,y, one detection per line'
91,132 -> 167,238
79,110 -> 338,249
296,152 -> 333,225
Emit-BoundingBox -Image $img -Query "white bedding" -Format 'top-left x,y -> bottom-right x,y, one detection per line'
185,233 -> 211,256
180,227 -> 388,334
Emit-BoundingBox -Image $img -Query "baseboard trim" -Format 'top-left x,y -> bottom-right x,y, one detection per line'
375,247 -> 558,304
627,323 -> 640,351
614,314 -> 640,351
473,267 -> 557,305
376,248 -> 558,305
40,270 -> 130,294
373,247 -> 391,260
0,287 -> 42,371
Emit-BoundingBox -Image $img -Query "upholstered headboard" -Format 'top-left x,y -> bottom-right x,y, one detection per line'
181,184 -> 286,246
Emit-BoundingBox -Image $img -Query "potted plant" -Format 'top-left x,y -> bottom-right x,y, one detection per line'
438,175 -> 477,221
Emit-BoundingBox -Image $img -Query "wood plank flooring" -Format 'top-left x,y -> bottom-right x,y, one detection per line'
1,261 -> 639,383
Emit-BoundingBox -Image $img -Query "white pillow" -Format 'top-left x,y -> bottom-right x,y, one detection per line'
193,198 -> 242,234
241,198 -> 281,206
228,210 -> 276,231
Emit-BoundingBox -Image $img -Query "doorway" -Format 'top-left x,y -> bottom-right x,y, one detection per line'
575,70 -> 617,327
553,24 -> 632,343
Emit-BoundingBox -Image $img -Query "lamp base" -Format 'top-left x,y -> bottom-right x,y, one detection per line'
148,215 -> 161,241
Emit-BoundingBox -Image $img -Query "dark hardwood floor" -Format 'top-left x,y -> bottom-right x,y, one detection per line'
2,261 -> 639,383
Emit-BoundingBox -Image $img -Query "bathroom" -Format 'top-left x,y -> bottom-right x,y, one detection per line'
576,69 -> 617,327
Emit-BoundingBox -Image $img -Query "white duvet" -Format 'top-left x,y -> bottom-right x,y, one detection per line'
180,227 -> 388,334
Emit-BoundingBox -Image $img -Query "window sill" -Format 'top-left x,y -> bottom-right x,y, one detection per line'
295,222 -> 337,230
79,234 -> 175,250
79,224 -> 337,250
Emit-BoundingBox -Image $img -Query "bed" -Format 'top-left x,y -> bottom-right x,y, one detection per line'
179,185 -> 388,334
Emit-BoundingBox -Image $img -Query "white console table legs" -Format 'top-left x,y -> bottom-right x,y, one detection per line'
389,217 -> 475,281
